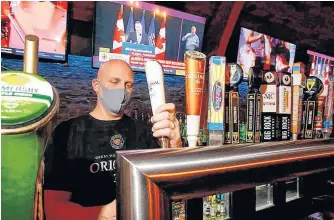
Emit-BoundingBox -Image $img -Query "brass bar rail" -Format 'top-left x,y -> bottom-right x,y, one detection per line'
116,139 -> 334,220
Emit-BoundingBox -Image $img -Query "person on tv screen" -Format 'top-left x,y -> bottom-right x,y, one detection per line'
127,21 -> 149,45
182,26 -> 200,51
242,28 -> 271,70
273,44 -> 290,72
1,1 -> 67,54
43,60 -> 182,220
238,44 -> 256,79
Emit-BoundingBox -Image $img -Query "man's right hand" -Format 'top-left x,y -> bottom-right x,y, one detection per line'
98,200 -> 116,220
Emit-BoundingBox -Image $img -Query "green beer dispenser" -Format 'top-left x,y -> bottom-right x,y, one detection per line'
1,35 -> 59,220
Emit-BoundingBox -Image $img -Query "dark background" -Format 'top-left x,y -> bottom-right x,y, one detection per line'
94,1 -> 205,62
2,1 -> 334,125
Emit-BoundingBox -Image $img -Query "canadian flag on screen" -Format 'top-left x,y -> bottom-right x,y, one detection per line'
155,15 -> 166,60
112,5 -> 125,53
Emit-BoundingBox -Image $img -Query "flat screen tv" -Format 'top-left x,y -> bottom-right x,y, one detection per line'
237,27 -> 296,79
1,1 -> 69,62
92,1 -> 206,75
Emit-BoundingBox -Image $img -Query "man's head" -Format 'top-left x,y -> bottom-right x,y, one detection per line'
273,44 -> 290,72
191,26 -> 196,35
135,21 -> 142,34
92,59 -> 134,116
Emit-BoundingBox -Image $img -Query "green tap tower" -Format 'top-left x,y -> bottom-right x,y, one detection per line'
1,35 -> 59,220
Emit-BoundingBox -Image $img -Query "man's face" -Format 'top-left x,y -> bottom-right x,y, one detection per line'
191,27 -> 196,34
97,64 -> 134,95
135,23 -> 142,34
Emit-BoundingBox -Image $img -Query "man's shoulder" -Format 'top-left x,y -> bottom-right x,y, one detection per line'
54,115 -> 90,133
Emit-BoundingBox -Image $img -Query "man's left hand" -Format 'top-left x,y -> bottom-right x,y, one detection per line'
151,103 -> 182,148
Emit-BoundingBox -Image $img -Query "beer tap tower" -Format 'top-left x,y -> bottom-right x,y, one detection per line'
207,56 -> 226,146
291,62 -> 306,140
260,70 -> 278,142
246,67 -> 262,143
1,35 -> 60,220
301,76 -> 324,139
224,63 -> 243,144
276,70 -> 292,141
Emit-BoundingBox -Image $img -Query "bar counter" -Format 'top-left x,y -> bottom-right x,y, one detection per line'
117,139 -> 334,220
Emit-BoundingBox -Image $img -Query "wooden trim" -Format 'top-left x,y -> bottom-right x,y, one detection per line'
217,1 -> 245,56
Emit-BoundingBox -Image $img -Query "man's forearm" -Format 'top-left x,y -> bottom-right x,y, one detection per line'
98,199 -> 117,220
182,33 -> 189,41
99,217 -> 116,220
247,34 -> 263,44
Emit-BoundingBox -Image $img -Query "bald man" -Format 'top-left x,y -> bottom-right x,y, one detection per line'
182,26 -> 200,51
43,60 -> 181,220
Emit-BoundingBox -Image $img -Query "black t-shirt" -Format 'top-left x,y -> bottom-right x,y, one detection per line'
43,114 -> 159,207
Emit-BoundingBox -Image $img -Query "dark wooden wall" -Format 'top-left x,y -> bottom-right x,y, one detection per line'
3,1 -> 334,124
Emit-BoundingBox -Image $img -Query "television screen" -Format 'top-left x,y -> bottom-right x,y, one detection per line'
1,1 -> 68,61
237,27 -> 296,80
92,1 -> 206,75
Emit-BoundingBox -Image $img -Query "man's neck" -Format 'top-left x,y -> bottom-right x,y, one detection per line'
90,104 -> 123,121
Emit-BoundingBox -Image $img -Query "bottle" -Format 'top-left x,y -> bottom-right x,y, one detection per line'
172,201 -> 180,220
205,196 -> 212,220
198,129 -> 204,146
178,114 -> 186,147
178,113 -> 183,125
210,195 -> 217,218
216,194 -> 222,218
220,194 -> 226,218
202,128 -> 209,146
178,113 -> 184,136
203,197 -> 208,219
240,122 -> 246,143
179,201 -> 186,220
